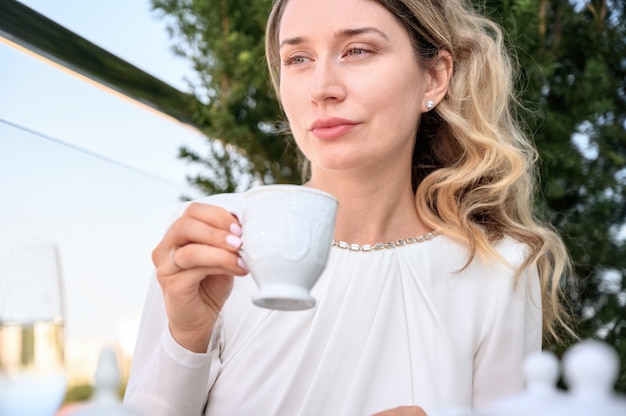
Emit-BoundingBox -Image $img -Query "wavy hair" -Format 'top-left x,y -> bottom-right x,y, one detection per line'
265,0 -> 574,342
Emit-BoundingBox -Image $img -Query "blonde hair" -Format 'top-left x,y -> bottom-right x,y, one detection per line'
265,0 -> 574,342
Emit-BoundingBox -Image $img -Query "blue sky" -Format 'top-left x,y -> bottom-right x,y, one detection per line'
0,0 -> 207,380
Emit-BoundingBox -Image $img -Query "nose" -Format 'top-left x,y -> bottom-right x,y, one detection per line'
308,58 -> 346,104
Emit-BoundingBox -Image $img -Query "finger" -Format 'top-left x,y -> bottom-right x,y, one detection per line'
169,246 -> 184,271
185,202 -> 241,236
153,204 -> 242,267
167,214 -> 241,252
159,243 -> 247,278
174,203 -> 241,248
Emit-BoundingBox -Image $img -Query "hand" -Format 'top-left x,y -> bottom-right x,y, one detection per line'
372,406 -> 427,416
152,202 -> 248,352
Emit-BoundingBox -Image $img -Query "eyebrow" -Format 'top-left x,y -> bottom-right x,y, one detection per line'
279,26 -> 389,49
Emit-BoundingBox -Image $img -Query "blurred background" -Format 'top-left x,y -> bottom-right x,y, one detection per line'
1,0 -> 625,408
0,0 -> 206,402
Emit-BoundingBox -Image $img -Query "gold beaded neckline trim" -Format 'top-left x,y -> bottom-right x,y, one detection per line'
332,230 -> 442,252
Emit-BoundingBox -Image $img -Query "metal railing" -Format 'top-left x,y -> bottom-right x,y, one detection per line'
0,0 -> 196,128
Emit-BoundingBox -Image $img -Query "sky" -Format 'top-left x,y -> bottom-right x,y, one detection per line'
0,0 -> 207,382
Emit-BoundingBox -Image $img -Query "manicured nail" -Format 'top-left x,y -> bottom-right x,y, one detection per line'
230,222 -> 242,236
226,234 -> 242,249
237,257 -> 249,272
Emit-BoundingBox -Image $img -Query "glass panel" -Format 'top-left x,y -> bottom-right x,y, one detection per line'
0,7 -> 206,389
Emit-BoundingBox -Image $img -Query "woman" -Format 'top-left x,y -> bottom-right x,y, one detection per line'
124,0 -> 572,414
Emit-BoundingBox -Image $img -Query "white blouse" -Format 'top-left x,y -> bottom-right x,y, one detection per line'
123,193 -> 542,416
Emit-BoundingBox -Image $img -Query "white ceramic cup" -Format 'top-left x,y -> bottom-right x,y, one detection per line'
232,185 -> 338,311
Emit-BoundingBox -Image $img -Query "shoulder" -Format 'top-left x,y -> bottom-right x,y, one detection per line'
430,235 -> 540,326
426,233 -> 531,273
423,234 -> 536,298
462,236 -> 538,301
491,235 -> 533,270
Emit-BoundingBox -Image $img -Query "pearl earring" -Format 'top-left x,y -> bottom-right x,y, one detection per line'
425,99 -> 435,110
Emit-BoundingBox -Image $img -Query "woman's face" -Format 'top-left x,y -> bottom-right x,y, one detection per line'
278,0 -> 429,177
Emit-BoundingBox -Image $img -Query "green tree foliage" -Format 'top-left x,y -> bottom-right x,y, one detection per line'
151,0 -> 299,195
152,0 -> 626,391
477,0 -> 626,391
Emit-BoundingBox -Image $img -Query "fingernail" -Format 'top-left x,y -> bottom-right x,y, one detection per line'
230,222 -> 242,236
226,234 -> 242,249
237,257 -> 249,272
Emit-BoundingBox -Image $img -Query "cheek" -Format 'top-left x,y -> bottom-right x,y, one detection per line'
279,80 -> 304,122
363,71 -> 423,128
279,85 -> 308,146
362,58 -> 424,103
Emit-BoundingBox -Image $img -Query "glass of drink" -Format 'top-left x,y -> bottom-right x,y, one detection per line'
0,243 -> 67,415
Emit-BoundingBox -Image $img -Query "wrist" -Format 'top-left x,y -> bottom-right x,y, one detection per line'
169,323 -> 214,353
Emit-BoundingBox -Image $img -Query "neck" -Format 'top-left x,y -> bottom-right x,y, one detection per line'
307,171 -> 431,245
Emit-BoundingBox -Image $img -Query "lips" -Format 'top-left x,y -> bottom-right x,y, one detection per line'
309,117 -> 359,139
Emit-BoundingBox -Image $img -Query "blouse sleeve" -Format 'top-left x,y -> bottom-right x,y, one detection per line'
471,258 -> 543,410
122,275 -> 224,416
122,198 -> 228,416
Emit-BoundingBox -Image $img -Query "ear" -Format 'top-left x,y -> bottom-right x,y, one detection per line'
423,50 -> 453,111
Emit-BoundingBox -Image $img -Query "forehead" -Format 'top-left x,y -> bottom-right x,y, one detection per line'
278,0 -> 401,41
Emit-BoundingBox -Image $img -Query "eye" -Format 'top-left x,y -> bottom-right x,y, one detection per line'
342,45 -> 374,60
282,55 -> 311,66
347,48 -> 367,56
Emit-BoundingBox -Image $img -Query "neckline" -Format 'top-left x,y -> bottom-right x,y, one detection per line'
331,230 -> 442,252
